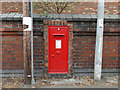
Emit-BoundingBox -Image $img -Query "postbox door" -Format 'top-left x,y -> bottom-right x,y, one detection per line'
48,26 -> 69,73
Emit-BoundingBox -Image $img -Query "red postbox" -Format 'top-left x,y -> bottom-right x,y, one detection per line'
48,26 -> 69,73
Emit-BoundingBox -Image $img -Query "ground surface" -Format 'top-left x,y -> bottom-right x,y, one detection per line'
2,76 -> 119,88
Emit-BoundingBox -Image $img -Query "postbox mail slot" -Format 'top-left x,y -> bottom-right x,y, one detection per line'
53,34 -> 64,36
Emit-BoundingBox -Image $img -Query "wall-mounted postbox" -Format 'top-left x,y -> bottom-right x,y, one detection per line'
48,26 -> 69,73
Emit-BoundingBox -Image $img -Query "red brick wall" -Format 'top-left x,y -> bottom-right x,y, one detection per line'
1,2 -> 119,15
103,36 -> 119,69
73,21 -> 119,71
2,2 -> 23,14
1,21 -> 44,74
1,20 -> 119,75
1,21 -> 23,70
73,36 -> 119,70
2,35 -> 24,70
33,22 -> 44,74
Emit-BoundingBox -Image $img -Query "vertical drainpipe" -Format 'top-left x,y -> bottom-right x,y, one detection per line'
31,0 -> 35,84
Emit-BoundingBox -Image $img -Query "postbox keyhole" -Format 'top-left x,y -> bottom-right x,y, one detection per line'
56,51 -> 60,55
52,52 -> 54,57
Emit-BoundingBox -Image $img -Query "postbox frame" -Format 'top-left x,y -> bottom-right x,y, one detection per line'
43,20 -> 73,78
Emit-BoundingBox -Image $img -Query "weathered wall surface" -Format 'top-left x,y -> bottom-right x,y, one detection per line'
1,21 -> 44,76
1,20 -> 119,76
1,21 -> 23,70
1,2 -> 119,15
73,21 -> 119,69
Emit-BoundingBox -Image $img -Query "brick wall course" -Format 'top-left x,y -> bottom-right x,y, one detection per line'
1,20 -> 119,76
1,2 -> 119,15
73,21 -> 119,71
2,35 -> 24,70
